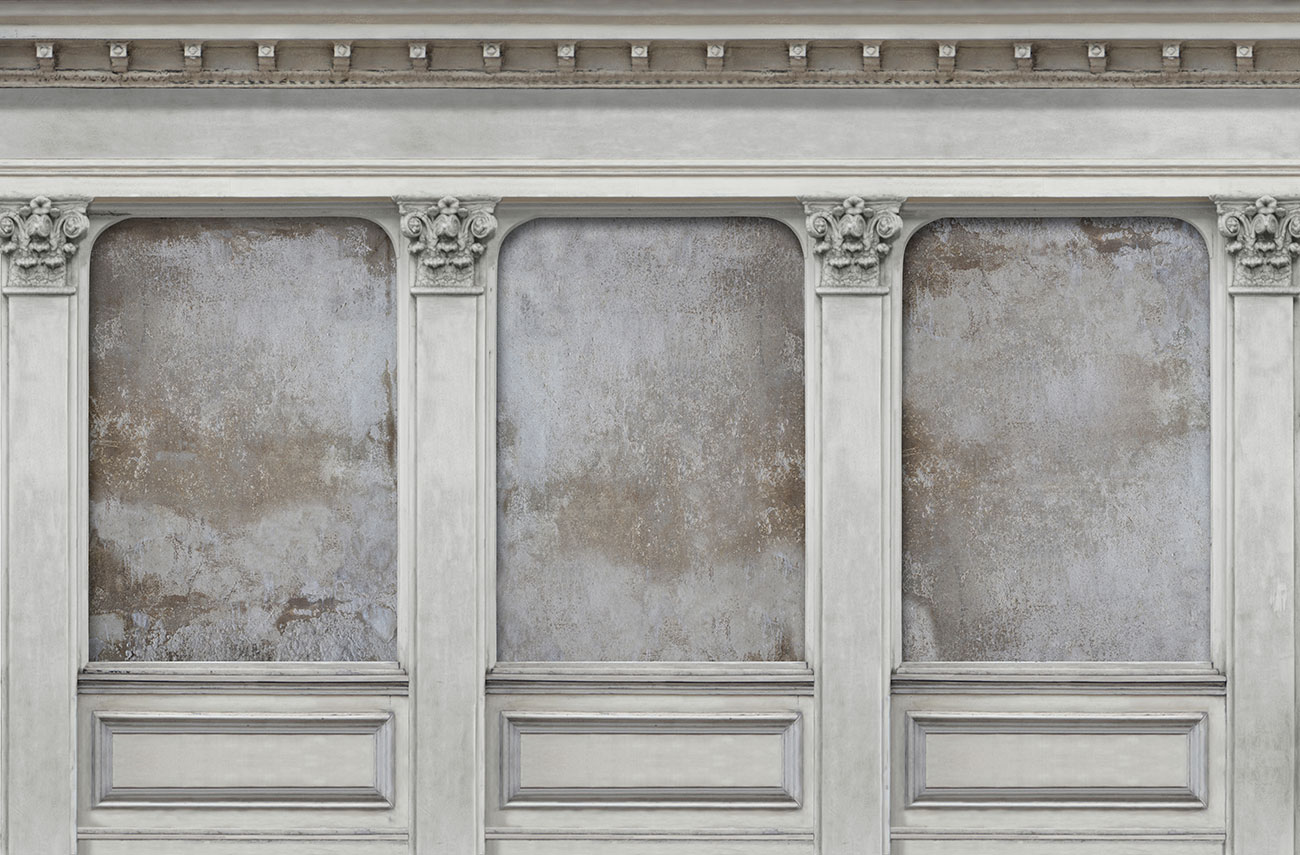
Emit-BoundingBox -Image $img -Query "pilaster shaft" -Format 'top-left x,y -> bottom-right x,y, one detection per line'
807,196 -> 903,855
400,195 -> 497,854
1218,195 -> 1299,855
1,196 -> 88,855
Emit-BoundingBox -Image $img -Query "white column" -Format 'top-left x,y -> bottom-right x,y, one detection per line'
400,196 -> 497,855
1218,196 -> 1299,855
806,197 -> 903,855
1,197 -> 89,855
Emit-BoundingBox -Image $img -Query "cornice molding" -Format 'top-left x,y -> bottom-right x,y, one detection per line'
398,195 -> 498,293
1217,195 -> 1300,294
3,1 -> 1299,33
0,196 -> 89,294
805,196 -> 903,294
8,38 -> 1300,87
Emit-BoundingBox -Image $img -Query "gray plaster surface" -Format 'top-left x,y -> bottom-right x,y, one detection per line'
88,218 -> 398,661
496,218 -> 805,662
901,218 -> 1211,662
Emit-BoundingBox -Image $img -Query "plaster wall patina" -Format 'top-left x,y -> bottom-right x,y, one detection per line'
901,217 -> 1211,662
87,218 -> 398,661
495,217 -> 805,662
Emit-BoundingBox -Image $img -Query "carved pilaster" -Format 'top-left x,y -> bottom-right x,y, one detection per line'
1217,195 -> 1300,294
0,196 -> 90,294
804,196 -> 904,294
399,196 -> 499,293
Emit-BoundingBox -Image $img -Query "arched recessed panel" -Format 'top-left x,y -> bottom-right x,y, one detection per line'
88,218 -> 398,661
496,217 -> 805,662
901,217 -> 1211,662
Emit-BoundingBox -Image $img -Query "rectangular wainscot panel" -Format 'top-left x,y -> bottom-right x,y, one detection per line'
904,712 -> 1207,809
890,691 -> 1225,844
485,692 -> 814,854
93,712 -> 393,808
77,692 -> 409,853
500,711 -> 800,808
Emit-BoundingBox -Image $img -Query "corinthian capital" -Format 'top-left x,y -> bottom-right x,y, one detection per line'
398,196 -> 499,292
804,196 -> 904,293
0,196 -> 90,293
1217,195 -> 1300,294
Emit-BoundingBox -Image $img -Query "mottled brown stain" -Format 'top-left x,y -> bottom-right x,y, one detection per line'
901,218 -> 1211,662
496,218 -> 805,662
88,218 -> 398,661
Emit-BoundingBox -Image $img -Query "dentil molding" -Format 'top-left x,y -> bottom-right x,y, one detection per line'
1217,195 -> 1300,294
398,195 -> 498,293
805,196 -> 903,294
6,38 -> 1300,87
0,196 -> 90,294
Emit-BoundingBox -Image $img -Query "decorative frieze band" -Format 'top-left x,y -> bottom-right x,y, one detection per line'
805,196 -> 903,294
0,196 -> 89,294
398,196 -> 498,293
1217,195 -> 1300,295
9,39 -> 1300,87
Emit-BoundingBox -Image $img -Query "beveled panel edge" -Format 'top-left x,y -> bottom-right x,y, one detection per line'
91,711 -> 396,809
484,828 -> 816,841
904,711 -> 1209,809
892,662 -> 1226,696
499,711 -> 802,809
890,828 -> 1226,841
78,828 -> 409,841
487,663 -> 814,695
78,662 -> 410,695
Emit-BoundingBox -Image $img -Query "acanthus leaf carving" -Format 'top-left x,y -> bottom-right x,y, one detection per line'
400,196 -> 498,291
1217,195 -> 1300,292
0,196 -> 90,291
805,196 -> 903,291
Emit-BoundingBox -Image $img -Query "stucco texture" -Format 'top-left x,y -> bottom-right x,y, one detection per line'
496,217 -> 805,662
88,218 -> 398,661
901,217 -> 1211,662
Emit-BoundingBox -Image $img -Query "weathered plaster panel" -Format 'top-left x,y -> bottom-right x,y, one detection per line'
496,218 -> 805,662
901,218 -> 1211,662
88,218 -> 398,661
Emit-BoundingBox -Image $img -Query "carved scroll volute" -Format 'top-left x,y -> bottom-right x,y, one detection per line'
1217,195 -> 1300,294
0,196 -> 90,293
804,196 -> 904,294
399,196 -> 499,293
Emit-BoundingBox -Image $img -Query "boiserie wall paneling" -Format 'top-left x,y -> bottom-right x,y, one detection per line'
2,4 -> 1299,852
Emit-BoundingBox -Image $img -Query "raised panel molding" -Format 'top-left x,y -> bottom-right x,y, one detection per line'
904,712 -> 1208,809
91,711 -> 395,809
499,712 -> 802,809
